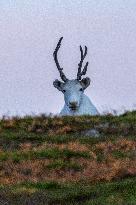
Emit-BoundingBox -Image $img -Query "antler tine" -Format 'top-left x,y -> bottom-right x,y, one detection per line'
77,45 -> 88,80
53,37 -> 68,82
81,62 -> 89,75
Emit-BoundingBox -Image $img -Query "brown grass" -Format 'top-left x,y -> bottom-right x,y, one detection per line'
1,141 -> 136,185
94,139 -> 136,153
1,158 -> 136,185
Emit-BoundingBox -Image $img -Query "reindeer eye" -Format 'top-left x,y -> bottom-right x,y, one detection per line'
79,88 -> 83,91
63,90 -> 66,93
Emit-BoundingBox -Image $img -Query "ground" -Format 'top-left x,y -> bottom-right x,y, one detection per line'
0,111 -> 136,205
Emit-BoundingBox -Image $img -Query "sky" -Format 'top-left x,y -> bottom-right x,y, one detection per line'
0,0 -> 136,116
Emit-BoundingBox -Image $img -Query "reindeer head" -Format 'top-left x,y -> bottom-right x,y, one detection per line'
53,37 -> 90,111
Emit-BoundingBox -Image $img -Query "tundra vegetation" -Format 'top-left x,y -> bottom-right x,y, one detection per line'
0,111 -> 136,204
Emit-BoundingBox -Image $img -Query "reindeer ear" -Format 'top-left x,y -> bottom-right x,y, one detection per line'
80,77 -> 91,90
53,79 -> 64,91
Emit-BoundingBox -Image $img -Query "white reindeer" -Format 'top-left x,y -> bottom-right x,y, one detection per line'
53,37 -> 99,116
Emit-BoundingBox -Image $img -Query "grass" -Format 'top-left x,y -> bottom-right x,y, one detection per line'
0,148 -> 90,163
0,178 -> 136,205
46,160 -> 83,171
0,110 -> 136,204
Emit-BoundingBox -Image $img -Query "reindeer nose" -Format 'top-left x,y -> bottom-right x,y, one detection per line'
69,101 -> 78,107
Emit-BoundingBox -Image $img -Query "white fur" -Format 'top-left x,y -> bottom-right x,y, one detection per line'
53,79 -> 99,116
60,93 -> 98,116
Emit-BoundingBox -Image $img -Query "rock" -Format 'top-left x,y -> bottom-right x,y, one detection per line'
80,129 -> 100,137
97,122 -> 109,129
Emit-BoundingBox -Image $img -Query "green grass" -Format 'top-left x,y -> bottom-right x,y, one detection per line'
0,148 -> 90,162
0,178 -> 136,205
46,159 -> 83,171
22,181 -> 61,190
111,150 -> 136,160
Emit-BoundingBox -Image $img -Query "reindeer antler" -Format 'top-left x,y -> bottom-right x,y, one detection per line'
53,37 -> 68,82
77,45 -> 89,81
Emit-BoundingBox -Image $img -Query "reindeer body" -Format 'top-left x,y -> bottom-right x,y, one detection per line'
53,37 -> 99,116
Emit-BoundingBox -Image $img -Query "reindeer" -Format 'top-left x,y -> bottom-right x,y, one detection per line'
53,37 -> 99,116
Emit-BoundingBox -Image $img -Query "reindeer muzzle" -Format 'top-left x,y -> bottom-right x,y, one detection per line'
69,102 -> 78,111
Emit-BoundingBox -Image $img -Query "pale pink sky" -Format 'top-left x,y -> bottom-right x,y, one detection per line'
0,0 -> 136,116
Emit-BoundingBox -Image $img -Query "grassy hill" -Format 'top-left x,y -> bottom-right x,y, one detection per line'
0,111 -> 136,205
